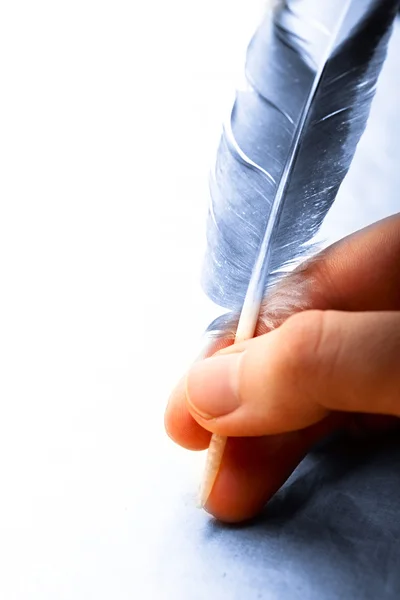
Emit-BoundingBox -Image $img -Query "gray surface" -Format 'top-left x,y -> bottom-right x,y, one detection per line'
157,435 -> 400,600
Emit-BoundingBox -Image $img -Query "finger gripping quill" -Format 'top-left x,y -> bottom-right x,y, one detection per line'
198,0 -> 400,507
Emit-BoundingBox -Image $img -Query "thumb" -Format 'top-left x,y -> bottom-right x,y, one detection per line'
185,310 -> 400,436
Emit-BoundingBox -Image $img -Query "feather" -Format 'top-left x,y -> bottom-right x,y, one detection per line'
198,0 -> 400,506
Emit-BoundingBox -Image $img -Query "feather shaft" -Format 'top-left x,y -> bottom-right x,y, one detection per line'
199,0 -> 399,507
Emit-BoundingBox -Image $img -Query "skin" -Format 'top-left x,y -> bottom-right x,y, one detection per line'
165,214 -> 400,523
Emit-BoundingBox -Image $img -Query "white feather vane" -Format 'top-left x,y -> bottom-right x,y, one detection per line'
198,0 -> 400,506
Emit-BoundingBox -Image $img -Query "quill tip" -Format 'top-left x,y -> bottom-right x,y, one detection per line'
197,433 -> 227,508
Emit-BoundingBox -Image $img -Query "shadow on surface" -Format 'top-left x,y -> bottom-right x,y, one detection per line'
205,432 -> 400,599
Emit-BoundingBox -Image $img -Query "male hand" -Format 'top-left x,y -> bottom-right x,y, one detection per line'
165,214 -> 400,522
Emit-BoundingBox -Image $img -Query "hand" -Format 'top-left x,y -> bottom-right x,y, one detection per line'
165,214 -> 400,523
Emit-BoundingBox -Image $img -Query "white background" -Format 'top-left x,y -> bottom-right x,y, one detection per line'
1,2 -> 399,599
0,2 -> 265,598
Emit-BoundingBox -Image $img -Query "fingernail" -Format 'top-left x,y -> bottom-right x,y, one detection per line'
186,353 -> 243,419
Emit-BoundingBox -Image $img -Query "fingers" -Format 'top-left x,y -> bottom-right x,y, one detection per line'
165,213 -> 400,449
319,213 -> 400,311
164,371 -> 341,522
257,213 -> 400,332
164,215 -> 400,522
186,310 -> 400,437
204,416 -> 340,522
164,375 -> 211,450
164,335 -> 234,451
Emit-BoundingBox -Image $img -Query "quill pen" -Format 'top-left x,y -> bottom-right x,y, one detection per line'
198,0 -> 400,506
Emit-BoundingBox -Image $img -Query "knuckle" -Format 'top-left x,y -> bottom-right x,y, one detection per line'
280,310 -> 339,389
257,309 -> 333,428
282,310 -> 324,360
